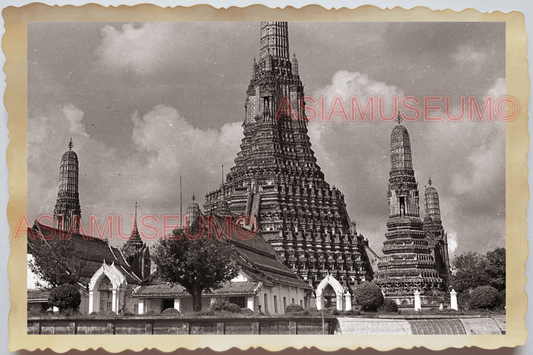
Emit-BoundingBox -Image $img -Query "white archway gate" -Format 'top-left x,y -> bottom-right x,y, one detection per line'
315,275 -> 350,311
88,261 -> 127,314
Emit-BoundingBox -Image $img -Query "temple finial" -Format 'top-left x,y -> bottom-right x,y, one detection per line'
192,193 -> 196,202
428,177 -> 432,186
68,138 -> 73,150
395,111 -> 403,125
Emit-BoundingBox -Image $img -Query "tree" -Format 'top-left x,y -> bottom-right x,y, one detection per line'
451,248 -> 506,294
28,233 -> 87,288
354,282 -> 384,312
151,228 -> 239,312
485,247 -> 505,292
49,284 -> 81,312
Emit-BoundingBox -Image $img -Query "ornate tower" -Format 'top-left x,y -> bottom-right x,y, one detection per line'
53,139 -> 82,231
121,202 -> 151,280
423,178 -> 451,289
375,114 -> 443,307
205,22 -> 373,289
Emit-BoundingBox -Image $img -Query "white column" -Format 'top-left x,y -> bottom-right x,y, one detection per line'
336,293 -> 343,311
138,299 -> 144,315
174,298 -> 181,313
414,290 -> 421,311
450,289 -> 458,311
316,293 -> 323,310
88,291 -> 94,314
344,291 -> 352,311
112,289 -> 117,313
247,296 -> 254,311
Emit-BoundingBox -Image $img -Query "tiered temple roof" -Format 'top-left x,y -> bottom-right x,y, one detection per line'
375,115 -> 443,299
204,22 -> 374,289
134,214 -> 312,298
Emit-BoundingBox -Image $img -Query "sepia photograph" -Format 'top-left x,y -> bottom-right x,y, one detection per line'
4,5 -> 528,352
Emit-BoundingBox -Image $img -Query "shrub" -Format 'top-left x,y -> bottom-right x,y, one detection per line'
210,300 -> 230,312
241,308 -> 254,315
120,310 -> 135,316
354,282 -> 384,312
48,284 -> 81,311
146,310 -> 159,316
285,304 -> 304,314
457,291 -> 471,311
330,308 -> 340,315
162,308 -> 181,316
209,300 -> 242,313
196,309 -> 215,316
226,303 -> 242,313
378,298 -> 399,313
61,308 -> 78,316
499,289 -> 506,308
469,285 -> 501,310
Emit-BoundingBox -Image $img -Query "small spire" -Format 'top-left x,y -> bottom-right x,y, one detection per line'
68,138 -> 73,150
428,177 -> 432,186
395,111 -> 403,125
192,193 -> 196,202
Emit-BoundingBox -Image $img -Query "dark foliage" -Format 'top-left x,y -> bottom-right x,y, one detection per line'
354,282 -> 384,312
209,300 -> 242,313
29,235 -> 87,287
285,304 -> 305,314
378,298 -> 399,313
241,308 -> 255,315
48,284 -> 81,311
196,308 -> 215,316
485,248 -> 506,291
469,285 -> 501,310
452,248 -> 505,293
152,227 -> 238,312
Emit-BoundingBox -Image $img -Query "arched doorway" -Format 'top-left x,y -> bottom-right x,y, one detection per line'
316,275 -> 345,311
88,262 -> 127,314
322,284 -> 336,309
98,276 -> 113,312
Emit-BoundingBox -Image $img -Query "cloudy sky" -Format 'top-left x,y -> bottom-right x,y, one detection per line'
27,22 -> 506,259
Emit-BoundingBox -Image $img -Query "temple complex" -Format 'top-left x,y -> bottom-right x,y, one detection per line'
204,22 -> 375,295
375,115 -> 447,307
53,138 -> 81,231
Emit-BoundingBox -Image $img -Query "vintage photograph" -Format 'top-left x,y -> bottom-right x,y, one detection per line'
24,20 -> 510,336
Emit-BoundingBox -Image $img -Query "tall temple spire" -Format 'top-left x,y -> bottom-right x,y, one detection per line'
259,22 -> 290,61
204,22 -> 374,289
53,139 -> 82,231
376,122 -> 444,306
390,113 -> 414,176
126,202 -> 143,249
424,178 -> 441,222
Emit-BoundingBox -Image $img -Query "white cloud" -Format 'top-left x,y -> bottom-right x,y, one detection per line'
97,23 -> 177,73
447,230 -> 458,256
451,45 -> 487,66
62,103 -> 89,138
28,103 -> 242,245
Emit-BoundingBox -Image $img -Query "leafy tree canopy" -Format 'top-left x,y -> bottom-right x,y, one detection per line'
151,228 -> 239,312
28,234 -> 87,288
451,247 -> 505,293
